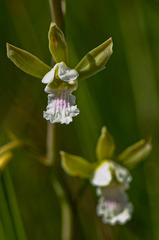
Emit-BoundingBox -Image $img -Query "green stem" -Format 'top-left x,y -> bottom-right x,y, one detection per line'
47,0 -> 65,166
47,1 -> 73,240
49,0 -> 65,32
46,122 -> 59,166
2,168 -> 27,240
50,173 -> 73,240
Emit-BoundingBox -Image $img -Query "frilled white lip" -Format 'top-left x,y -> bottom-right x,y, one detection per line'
91,160 -> 132,187
42,62 -> 79,84
96,184 -> 133,225
43,89 -> 79,124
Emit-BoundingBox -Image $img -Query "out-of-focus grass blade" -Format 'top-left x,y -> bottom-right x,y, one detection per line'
0,180 -> 17,240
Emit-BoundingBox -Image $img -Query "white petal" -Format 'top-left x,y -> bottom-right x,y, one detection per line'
42,65 -> 56,83
44,85 -> 52,93
58,62 -> 79,82
99,202 -> 133,225
96,184 -> 133,225
110,203 -> 133,225
114,163 -> 132,187
91,161 -> 113,187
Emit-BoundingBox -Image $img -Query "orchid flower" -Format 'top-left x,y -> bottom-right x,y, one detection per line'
92,160 -> 133,225
7,23 -> 113,124
60,126 -> 151,225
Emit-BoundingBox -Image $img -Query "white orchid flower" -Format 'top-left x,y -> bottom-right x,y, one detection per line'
42,62 -> 79,124
91,160 -> 133,225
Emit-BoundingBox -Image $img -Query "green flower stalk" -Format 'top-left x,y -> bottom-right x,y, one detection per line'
7,23 -> 113,124
60,126 -> 152,225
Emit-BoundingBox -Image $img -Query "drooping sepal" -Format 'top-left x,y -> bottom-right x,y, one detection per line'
75,38 -> 113,80
118,137 -> 152,169
96,126 -> 115,161
60,151 -> 94,178
7,43 -> 51,78
48,23 -> 68,64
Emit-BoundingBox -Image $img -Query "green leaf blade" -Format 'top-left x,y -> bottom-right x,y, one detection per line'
7,43 -> 51,78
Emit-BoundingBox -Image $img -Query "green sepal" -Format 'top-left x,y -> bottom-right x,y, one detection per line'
75,38 -> 113,80
7,43 -> 51,78
118,137 -> 152,169
60,151 -> 95,178
96,126 -> 115,161
48,23 -> 68,64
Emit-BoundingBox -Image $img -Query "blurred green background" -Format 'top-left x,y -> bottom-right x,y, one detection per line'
0,0 -> 159,239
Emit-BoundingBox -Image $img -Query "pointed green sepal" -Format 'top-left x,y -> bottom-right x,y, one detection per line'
118,137 -> 152,169
75,38 -> 113,80
48,23 -> 68,64
7,43 -> 51,78
96,126 -> 115,161
60,151 -> 95,178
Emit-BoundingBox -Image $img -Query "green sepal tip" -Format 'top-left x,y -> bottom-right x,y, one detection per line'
7,43 -> 51,78
48,22 -> 68,64
118,137 -> 152,169
96,126 -> 115,162
75,38 -> 113,80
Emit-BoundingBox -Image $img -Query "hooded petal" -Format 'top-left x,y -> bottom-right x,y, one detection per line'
57,62 -> 79,82
42,62 -> 79,88
91,160 -> 132,188
114,162 -> 132,187
42,65 -> 56,83
91,161 -> 113,187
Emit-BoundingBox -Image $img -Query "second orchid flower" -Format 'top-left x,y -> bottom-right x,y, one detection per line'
60,127 -> 151,225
